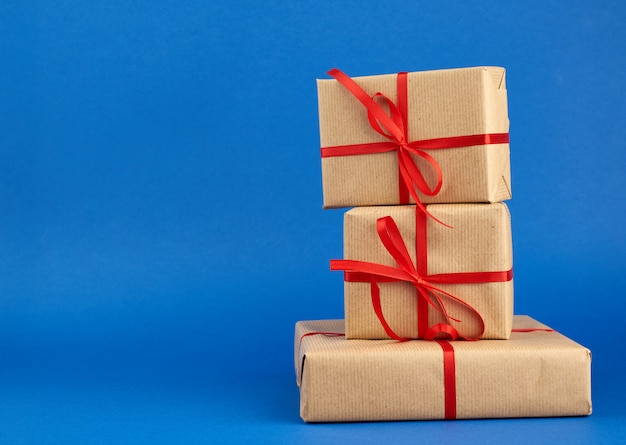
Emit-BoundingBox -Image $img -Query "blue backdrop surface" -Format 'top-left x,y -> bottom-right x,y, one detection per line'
1,1 -> 625,443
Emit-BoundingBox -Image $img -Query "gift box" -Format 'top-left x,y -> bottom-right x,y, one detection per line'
318,66 -> 510,208
333,204 -> 513,340
294,316 -> 592,422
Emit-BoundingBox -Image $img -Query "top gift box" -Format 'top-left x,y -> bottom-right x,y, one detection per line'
318,67 -> 511,208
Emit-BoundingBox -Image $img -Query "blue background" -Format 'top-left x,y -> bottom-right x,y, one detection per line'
1,1 -> 625,443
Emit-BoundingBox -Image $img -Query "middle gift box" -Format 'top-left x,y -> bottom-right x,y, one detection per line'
331,204 -> 513,340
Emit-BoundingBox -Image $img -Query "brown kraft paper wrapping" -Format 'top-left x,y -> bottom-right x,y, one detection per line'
342,204 -> 513,340
318,66 -> 510,208
294,316 -> 592,422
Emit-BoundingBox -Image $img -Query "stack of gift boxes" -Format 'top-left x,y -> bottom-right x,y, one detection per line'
294,67 -> 592,422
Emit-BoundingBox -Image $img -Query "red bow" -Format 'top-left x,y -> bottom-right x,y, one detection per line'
332,213 -> 513,340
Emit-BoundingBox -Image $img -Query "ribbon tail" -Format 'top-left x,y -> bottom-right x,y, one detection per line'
397,159 -> 451,228
423,283 -> 486,341
370,279 -> 409,342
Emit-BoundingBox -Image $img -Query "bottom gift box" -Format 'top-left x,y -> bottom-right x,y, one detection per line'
294,315 -> 591,422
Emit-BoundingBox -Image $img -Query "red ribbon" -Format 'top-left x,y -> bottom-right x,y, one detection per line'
297,331 -> 345,355
437,340 -> 457,419
321,68 -> 510,214
331,210 -> 513,340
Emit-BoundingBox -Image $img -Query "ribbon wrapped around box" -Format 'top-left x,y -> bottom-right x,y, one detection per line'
333,204 -> 513,340
294,316 -> 592,422
318,66 -> 511,208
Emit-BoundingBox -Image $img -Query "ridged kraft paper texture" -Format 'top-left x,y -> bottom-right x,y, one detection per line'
294,316 -> 592,422
318,66 -> 511,208
343,204 -> 513,339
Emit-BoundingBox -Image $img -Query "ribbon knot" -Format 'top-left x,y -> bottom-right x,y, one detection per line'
411,273 -> 426,286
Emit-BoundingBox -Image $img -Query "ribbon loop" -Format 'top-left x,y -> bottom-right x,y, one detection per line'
398,148 -> 443,197
367,92 -> 407,144
376,216 -> 417,276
